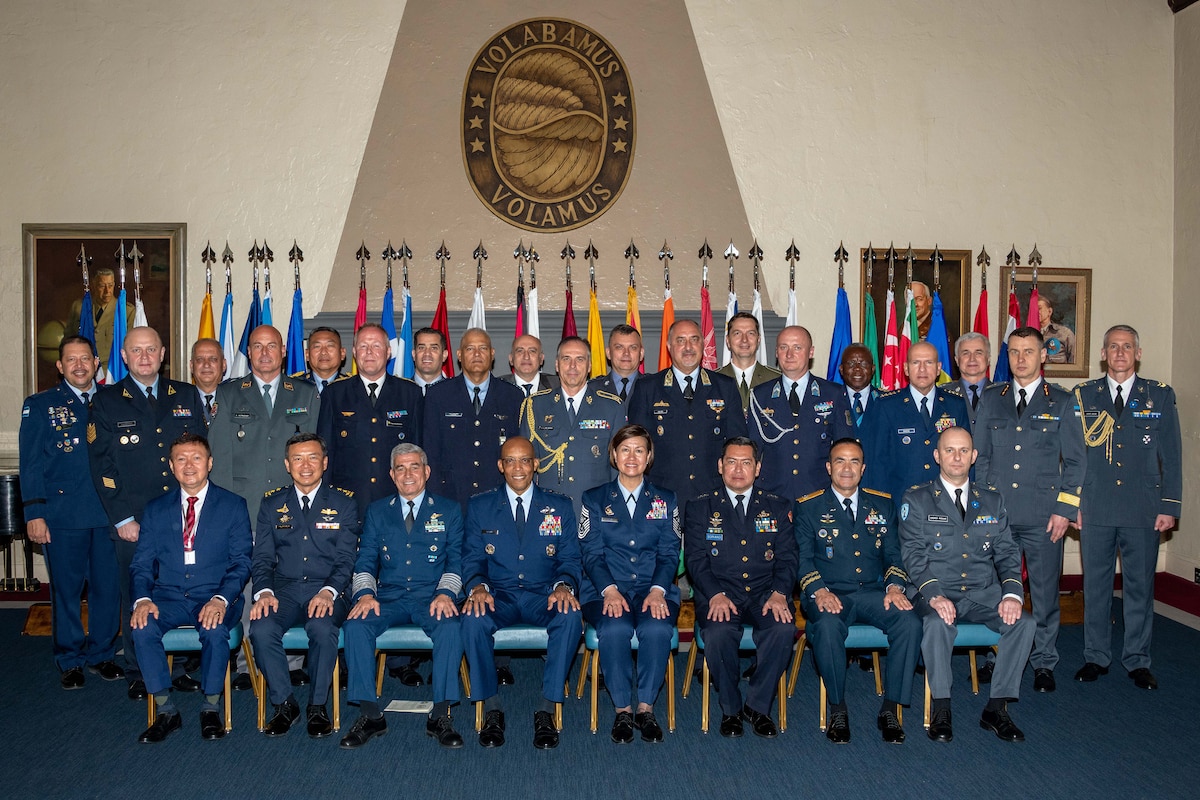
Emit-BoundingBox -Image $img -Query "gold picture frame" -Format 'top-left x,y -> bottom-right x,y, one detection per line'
997,266 -> 1091,379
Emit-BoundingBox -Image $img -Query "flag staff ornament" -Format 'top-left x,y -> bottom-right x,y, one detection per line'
560,240 -> 577,338
201,242 -> 215,297
79,244 -> 93,293
1028,243 -> 1041,287
784,239 -> 800,328
658,241 -> 675,369
115,240 -> 127,290
659,241 -> 673,289
249,240 -> 261,295
834,241 -> 847,288
931,243 -> 942,291
886,242 -> 896,290
585,240 -> 598,293
865,242 -> 875,294
262,240 -> 274,291
76,244 -> 95,348
222,242 -> 234,294
468,240 -> 488,333
473,241 -> 488,290
749,240 -> 763,291
356,241 -> 370,294
526,242 -> 540,338
699,239 -> 714,281
1006,244 -> 1021,284
748,240 -> 767,362
977,245 -> 989,290
973,245 -> 991,371
561,240 -> 575,292
130,240 -> 148,327
290,240 -> 304,291
699,239 -> 717,370
724,240 -> 739,294
286,240 -> 306,376
437,241 -> 450,285
905,242 -> 915,289
400,240 -> 413,288
625,240 -> 639,290
382,241 -> 396,291
584,240 -> 605,377
624,239 -> 641,336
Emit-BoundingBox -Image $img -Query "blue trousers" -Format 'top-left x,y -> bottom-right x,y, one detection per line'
113,537 -> 140,680
1081,524 -> 1159,671
584,598 -> 678,709
130,597 -> 242,696
697,595 -> 794,717
342,596 -> 462,705
249,581 -> 347,706
461,589 -> 582,704
43,525 -> 120,671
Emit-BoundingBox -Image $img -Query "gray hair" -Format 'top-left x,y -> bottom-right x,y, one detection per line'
1103,324 -> 1139,350
954,331 -> 991,359
390,442 -> 428,467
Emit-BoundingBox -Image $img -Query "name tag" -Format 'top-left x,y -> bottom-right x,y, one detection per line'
706,528 -> 724,542
927,514 -> 950,523
184,551 -> 196,565
896,427 -> 916,435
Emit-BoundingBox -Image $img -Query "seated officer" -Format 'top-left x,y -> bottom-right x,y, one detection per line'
249,433 -> 360,738
339,443 -> 465,749
795,438 -> 920,744
461,437 -> 582,750
684,437 -> 797,739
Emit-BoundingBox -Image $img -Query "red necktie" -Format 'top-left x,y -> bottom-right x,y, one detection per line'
183,496 -> 198,552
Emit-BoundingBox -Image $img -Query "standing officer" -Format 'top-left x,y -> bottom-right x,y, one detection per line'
189,338 -> 225,424
89,326 -> 207,699
795,438 -> 920,744
684,437 -> 797,738
589,324 -> 644,404
20,335 -> 123,688
519,336 -> 625,513
1073,325 -> 1181,690
249,433 -> 360,738
501,334 -> 560,397
748,326 -> 853,501
461,437 -> 582,749
317,323 -> 423,516
973,327 -> 1085,693
954,332 -> 992,430
628,319 -> 747,506
863,341 -> 969,502
423,328 -> 524,509
717,311 -> 780,411
339,443 -> 465,749
899,427 -> 1033,743
292,326 -> 348,396
839,343 -> 880,430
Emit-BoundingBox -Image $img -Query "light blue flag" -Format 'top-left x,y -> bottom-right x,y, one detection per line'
826,286 -> 853,383
219,291 -> 236,380
286,287 -> 305,376
78,291 -> 95,354
106,287 -> 128,382
399,286 -> 414,378
261,289 -> 272,327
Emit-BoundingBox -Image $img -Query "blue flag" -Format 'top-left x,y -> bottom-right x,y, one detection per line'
826,286 -> 853,383
219,291 -> 236,380
261,289 -> 273,327
399,286 -> 414,379
106,287 -> 128,383
78,291 -> 96,354
233,286 -> 262,378
928,290 -> 953,384
286,287 -> 305,376
381,285 -> 398,376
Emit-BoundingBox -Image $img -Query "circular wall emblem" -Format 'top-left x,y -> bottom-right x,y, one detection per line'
462,19 -> 635,232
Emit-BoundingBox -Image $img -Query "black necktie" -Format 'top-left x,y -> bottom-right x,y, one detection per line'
367,382 -> 379,407
1017,388 -> 1028,416
566,396 -> 577,426
473,386 -> 482,415
320,379 -> 329,394
920,396 -> 930,421
970,385 -> 980,411
955,488 -> 965,520
1114,385 -> 1125,416
301,495 -> 311,520
852,392 -> 864,426
145,385 -> 156,408
619,378 -> 629,402
523,383 -> 532,397
204,393 -> 214,416
81,391 -> 90,406
843,497 -> 855,524
515,496 -> 525,529
734,493 -> 746,523
788,383 -> 801,415
405,500 -> 415,533
95,306 -> 104,324
683,375 -> 694,401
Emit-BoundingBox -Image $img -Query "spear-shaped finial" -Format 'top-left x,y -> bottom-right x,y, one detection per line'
1028,243 -> 1042,286
560,240 -> 575,292
977,245 -> 990,289
399,240 -> 413,288
473,241 -> 488,288
699,239 -> 713,286
114,240 -> 127,288
1006,244 -> 1021,267
527,244 -> 539,288
904,243 -> 915,285
724,240 -> 738,292
261,239 -> 274,292
129,241 -> 144,293
290,240 -> 304,291
749,240 -> 763,291
381,241 -> 397,289
221,241 -> 234,294
356,241 -> 370,290
625,240 -> 639,287
931,244 -> 944,291
659,241 -> 673,290
785,239 -> 800,291
248,240 -> 261,289
78,244 -> 93,291
585,240 -> 598,291
201,241 -> 216,294
833,241 -> 848,288
864,242 -> 876,292
885,242 -> 897,287
435,241 -> 449,287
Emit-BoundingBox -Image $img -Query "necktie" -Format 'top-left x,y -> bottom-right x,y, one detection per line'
566,396 -> 577,426
262,383 -> 273,413
739,376 -> 750,408
619,378 -> 629,402
843,497 -> 855,524
95,306 -> 104,324
1017,388 -> 1028,416
920,396 -> 930,422
182,496 -> 198,552
970,385 -> 980,411
852,392 -> 864,426
145,385 -> 156,408
1114,385 -> 1125,416
320,379 -> 329,394
301,494 -> 311,519
204,394 -> 214,416
523,383 -> 533,397
405,499 -> 415,533
683,375 -> 694,401
955,488 -> 965,520
734,494 -> 746,523
788,383 -> 801,415
514,496 -> 525,530
367,382 -> 379,407
472,386 -> 482,415
81,391 -> 90,406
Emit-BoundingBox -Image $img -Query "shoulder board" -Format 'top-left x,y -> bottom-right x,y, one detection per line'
940,384 -> 963,396
982,382 -> 1006,393
263,486 -> 288,499
862,488 -> 892,499
880,388 -> 904,398
332,486 -> 355,498
594,389 -> 622,403
289,370 -> 308,379
532,387 -> 554,397
1157,381 -> 1168,388
797,490 -> 824,503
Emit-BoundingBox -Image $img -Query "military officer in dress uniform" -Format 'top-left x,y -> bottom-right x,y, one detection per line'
189,338 -> 225,424
899,427 -> 1034,743
588,324 -> 644,404
338,443 -> 466,749
500,334 -> 560,397
718,312 -> 781,411
292,326 -> 348,395
89,326 -> 207,699
795,438 -> 920,744
249,433 -> 360,739
954,332 -> 991,430
684,437 -> 797,738
520,336 -> 624,513
748,326 -> 854,501
20,335 -> 123,689
628,319 -> 747,506
412,327 -> 449,395
1073,325 -> 1181,691
423,328 -> 524,510
839,343 -> 881,429
317,323 -> 423,516
973,327 -> 1085,693
863,341 -> 969,502
461,437 -> 582,750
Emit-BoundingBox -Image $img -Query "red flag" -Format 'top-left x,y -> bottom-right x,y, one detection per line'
432,287 -> 455,377
562,289 -> 577,338
972,287 -> 990,378
881,289 -> 902,390
514,283 -> 525,339
700,285 -> 717,370
350,286 -> 367,375
1026,285 -> 1041,332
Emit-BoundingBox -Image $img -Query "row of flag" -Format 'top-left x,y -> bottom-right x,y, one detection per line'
73,243 -> 148,385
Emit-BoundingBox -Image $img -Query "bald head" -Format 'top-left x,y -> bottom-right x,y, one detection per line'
905,341 -> 940,392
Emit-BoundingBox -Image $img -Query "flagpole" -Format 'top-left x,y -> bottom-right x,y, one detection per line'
928,244 -> 953,384
381,241 -> 398,375
721,241 -> 739,367
827,242 -> 852,382
433,241 -> 455,377
585,240 -> 605,378
699,239 -> 717,370
513,241 -> 526,340
658,241 -> 674,370
973,245 -> 991,379
560,241 -> 577,339
862,243 -> 881,389
468,241 -> 488,333
526,243 -> 540,339
784,240 -> 799,328
399,241 -> 415,379
748,240 -> 767,364
286,240 -> 305,376
77,244 -> 95,352
261,240 -> 274,326
624,239 -> 641,340
199,242 -> 216,341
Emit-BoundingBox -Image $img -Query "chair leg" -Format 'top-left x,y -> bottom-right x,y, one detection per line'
872,650 -> 883,696
224,660 -> 233,732
475,700 -> 483,733
459,656 -> 471,697
575,650 -> 590,700
375,651 -> 385,698
555,701 -> 563,731
666,653 -> 676,733
969,649 -> 979,695
244,639 -> 265,731
589,650 -> 599,733
700,656 -> 710,733
777,672 -> 787,733
819,677 -> 827,731
682,643 -> 698,699
923,673 -> 931,729
787,633 -> 806,698
333,657 -> 341,731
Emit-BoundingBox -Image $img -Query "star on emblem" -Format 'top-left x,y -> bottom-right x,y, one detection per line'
470,138 -> 486,153
611,92 -> 627,106
470,93 -> 486,108
611,139 -> 627,153
467,115 -> 483,129
613,116 -> 628,131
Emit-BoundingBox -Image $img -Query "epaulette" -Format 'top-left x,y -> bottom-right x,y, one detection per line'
289,370 -> 308,379
940,384 -> 963,396
1157,381 -> 1168,388
982,382 -> 1006,393
796,490 -> 824,504
531,387 -> 554,397
880,388 -> 904,397
263,486 -> 288,499
862,488 -> 892,499
594,389 -> 622,403
332,486 -> 355,498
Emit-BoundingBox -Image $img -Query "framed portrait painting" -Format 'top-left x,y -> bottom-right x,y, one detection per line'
998,266 -> 1091,379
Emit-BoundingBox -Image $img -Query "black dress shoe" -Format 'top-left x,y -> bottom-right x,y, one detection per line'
1074,662 -> 1109,682
635,711 -> 663,743
877,710 -> 905,744
60,667 -> 85,690
339,714 -> 387,748
927,708 -> 953,742
200,709 -> 226,740
127,679 -> 147,700
980,708 -> 1024,742
172,673 -> 201,693
610,710 -> 635,744
533,710 -> 559,749
496,665 -> 515,686
138,711 -> 182,743
976,661 -> 994,684
88,661 -> 125,681
742,705 -> 778,738
388,664 -> 424,687
718,714 -> 743,738
1129,668 -> 1158,690
426,714 -> 464,748
307,704 -> 333,738
289,668 -> 310,687
1033,668 -> 1056,693
826,710 -> 850,744
231,672 -> 253,692
479,710 -> 506,748
264,698 -> 300,737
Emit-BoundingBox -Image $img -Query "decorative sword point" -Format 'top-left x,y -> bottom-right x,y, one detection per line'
833,242 -> 849,265
724,241 -> 739,261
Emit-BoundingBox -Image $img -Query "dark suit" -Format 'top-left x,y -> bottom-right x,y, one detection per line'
898,481 -> 1033,701
748,375 -> 854,501
957,379 -> 990,431
974,380 -> 1085,670
518,386 -> 625,512
795,488 -> 920,707
292,369 -> 348,396
422,376 -> 524,510
316,374 -> 423,515
579,481 -> 681,709
344,492 -> 464,705
718,362 -> 781,411
589,371 -> 639,405
1074,376 -> 1182,671
461,486 -> 582,703
89,375 -> 206,679
20,382 -> 119,672
862,387 -> 969,502
627,368 -> 748,506
846,385 -> 881,430
250,482 -> 360,706
129,483 -> 252,695
500,372 -> 560,396
684,488 -> 797,716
